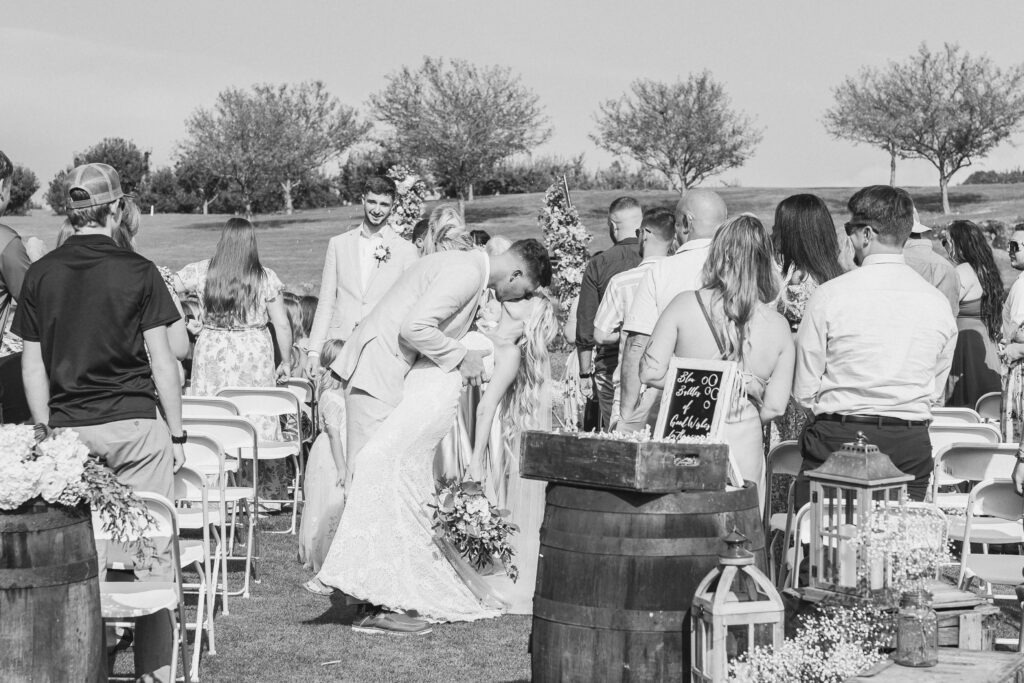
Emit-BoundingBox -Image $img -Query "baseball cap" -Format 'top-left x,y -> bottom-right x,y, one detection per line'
910,206 -> 930,234
67,163 -> 124,209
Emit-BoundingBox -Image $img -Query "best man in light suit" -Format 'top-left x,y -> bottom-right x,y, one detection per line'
304,176 -> 419,377
331,239 -> 552,464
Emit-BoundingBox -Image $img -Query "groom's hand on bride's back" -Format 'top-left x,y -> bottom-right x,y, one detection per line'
459,349 -> 492,387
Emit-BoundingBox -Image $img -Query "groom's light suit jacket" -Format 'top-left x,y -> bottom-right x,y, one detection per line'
308,223 -> 419,351
331,249 -> 489,407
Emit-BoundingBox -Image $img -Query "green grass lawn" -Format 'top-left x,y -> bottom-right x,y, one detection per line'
6,183 -> 1024,292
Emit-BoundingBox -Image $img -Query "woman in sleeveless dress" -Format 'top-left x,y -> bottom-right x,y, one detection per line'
942,220 -> 1003,408
771,194 -> 846,442
639,214 -> 795,513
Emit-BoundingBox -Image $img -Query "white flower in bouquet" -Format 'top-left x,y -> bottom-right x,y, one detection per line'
0,423 -> 35,460
0,456 -> 44,509
466,496 -> 491,517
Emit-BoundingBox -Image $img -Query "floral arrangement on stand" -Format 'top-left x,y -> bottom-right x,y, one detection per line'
429,478 -> 519,582
728,503 -> 952,682
0,424 -> 156,560
537,179 -> 591,331
385,164 -> 429,239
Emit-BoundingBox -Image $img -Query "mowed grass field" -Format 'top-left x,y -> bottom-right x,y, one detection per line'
7,183 -> 1024,292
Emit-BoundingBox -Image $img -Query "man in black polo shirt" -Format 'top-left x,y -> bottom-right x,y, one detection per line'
576,196 -> 643,429
13,163 -> 184,683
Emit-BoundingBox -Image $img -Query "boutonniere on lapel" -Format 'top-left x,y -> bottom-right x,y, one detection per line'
373,243 -> 392,266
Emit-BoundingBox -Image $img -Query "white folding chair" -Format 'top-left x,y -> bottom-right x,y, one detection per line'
98,493 -> 191,683
956,479 -> 1024,651
929,422 -> 1002,458
183,433 -> 231,617
182,416 -> 260,602
975,392 -> 1002,421
781,503 -> 812,590
283,377 -> 317,438
216,387 -> 304,534
181,396 -> 239,420
764,440 -> 803,585
931,407 -> 982,425
174,466 -> 220,678
930,443 -> 1018,513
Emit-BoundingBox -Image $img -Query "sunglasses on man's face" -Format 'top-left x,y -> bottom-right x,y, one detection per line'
844,221 -> 879,237
1008,241 -> 1024,255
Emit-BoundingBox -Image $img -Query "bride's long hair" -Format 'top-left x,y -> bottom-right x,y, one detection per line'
700,213 -> 779,364
501,291 -> 558,435
422,203 -> 474,254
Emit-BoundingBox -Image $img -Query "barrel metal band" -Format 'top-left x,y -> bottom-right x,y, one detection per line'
540,528 -> 758,557
534,596 -> 687,631
0,509 -> 87,533
545,485 -> 758,515
0,558 -> 98,589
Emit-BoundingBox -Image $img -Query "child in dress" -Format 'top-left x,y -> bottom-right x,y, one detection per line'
298,339 -> 349,586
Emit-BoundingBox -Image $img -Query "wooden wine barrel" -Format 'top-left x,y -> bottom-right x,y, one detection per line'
0,499 -> 105,682
531,483 -> 765,683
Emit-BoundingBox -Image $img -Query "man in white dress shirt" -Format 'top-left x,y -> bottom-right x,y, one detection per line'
618,188 -> 727,431
592,208 -> 676,428
793,185 -> 957,503
304,176 -> 418,377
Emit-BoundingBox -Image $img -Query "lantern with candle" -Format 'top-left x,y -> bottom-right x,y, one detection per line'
691,530 -> 784,683
805,432 -> 912,600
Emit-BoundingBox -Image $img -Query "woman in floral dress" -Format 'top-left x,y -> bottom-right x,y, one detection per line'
772,194 -> 847,442
175,218 -> 292,496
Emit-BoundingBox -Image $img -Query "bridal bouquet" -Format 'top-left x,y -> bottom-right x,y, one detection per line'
430,478 -> 519,582
0,424 -> 156,558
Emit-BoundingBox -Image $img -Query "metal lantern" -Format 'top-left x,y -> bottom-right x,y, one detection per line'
805,431 -> 912,599
691,530 -> 784,683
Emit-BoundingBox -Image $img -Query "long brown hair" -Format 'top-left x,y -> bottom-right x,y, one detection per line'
948,219 -> 1004,342
701,213 -> 780,364
203,217 -> 265,326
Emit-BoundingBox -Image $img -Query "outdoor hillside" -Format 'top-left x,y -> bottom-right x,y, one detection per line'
5,183 -> 1023,290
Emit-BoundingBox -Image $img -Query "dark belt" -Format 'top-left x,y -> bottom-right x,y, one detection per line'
816,413 -> 930,428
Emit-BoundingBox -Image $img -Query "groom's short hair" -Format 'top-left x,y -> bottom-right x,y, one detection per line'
509,239 -> 552,287
363,176 -> 396,199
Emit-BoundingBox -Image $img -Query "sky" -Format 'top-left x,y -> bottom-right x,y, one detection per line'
4,1 -> 1024,193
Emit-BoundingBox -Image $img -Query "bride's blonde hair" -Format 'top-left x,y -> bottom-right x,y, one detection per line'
501,290 -> 558,434
422,203 -> 474,254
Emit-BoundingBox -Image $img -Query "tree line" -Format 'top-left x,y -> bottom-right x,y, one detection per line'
12,42 -> 1024,218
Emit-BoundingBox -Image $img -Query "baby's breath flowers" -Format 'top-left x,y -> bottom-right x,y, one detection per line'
429,478 -> 519,582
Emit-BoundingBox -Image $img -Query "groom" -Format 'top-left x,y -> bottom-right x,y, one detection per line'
333,238 -> 552,468
304,176 -> 419,377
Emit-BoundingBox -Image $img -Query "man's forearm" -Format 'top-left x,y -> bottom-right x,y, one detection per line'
152,360 -> 183,434
22,361 -> 50,424
577,347 -> 594,374
619,332 -> 648,413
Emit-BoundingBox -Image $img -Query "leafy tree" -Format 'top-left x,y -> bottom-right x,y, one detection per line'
174,151 -> 227,215
963,167 -> 1024,184
591,72 -> 761,191
371,57 -> 551,201
7,165 -> 40,215
138,167 -> 199,214
180,81 -> 369,215
45,167 -> 71,215
823,68 -> 908,186
335,146 -> 404,203
830,43 -> 1024,214
74,137 -> 150,194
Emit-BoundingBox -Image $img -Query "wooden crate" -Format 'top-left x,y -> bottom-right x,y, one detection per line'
519,430 -> 730,493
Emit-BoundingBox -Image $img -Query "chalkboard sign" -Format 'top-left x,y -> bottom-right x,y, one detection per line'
654,357 -> 739,441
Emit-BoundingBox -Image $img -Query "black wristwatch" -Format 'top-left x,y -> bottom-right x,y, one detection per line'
579,372 -> 594,378
170,431 -> 188,445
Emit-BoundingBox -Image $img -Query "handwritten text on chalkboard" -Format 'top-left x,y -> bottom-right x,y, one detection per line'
655,358 -> 738,440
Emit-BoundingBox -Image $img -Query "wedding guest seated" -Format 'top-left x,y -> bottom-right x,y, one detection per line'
942,220 -> 1003,408
639,214 -> 794,512
470,228 -> 491,246
412,218 -> 430,254
793,185 -> 957,504
284,292 -> 311,377
299,339 -> 347,585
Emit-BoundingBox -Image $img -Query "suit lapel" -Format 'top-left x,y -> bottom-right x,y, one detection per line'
342,224 -> 362,295
362,225 -> 394,295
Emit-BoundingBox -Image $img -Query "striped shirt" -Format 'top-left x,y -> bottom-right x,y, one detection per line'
594,257 -> 662,346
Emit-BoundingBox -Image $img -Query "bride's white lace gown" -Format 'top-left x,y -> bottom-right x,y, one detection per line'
315,334 -> 505,623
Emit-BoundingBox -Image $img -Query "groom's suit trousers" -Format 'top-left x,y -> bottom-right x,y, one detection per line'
344,384 -> 393,466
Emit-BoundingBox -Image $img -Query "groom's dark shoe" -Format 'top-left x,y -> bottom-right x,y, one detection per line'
352,612 -> 432,636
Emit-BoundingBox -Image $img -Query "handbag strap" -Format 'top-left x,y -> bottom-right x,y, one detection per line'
695,290 -> 727,358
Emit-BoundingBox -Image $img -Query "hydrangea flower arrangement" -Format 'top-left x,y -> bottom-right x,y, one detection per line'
0,424 -> 156,555
538,180 -> 591,328
430,478 -> 519,582
386,164 -> 429,239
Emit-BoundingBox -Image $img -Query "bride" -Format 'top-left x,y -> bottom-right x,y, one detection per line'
315,207 -> 554,630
